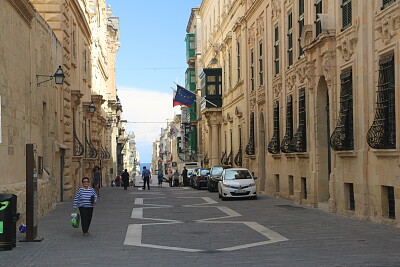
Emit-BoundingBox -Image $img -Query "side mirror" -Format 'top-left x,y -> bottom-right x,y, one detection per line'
253,176 -> 258,180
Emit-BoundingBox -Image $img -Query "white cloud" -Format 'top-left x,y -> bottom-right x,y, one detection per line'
118,87 -> 180,162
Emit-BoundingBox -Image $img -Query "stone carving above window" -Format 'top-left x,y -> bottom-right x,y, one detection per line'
376,5 -> 400,45
273,79 -> 282,98
256,16 -> 264,36
271,0 -> 281,19
285,70 -> 296,92
337,18 -> 359,61
322,51 -> 336,88
248,26 -> 255,45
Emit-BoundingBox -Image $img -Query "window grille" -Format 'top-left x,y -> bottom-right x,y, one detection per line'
291,89 -> 307,152
250,49 -> 255,91
382,0 -> 396,9
245,112 -> 256,155
302,177 -> 307,199
281,95 -> 294,153
234,128 -> 243,166
315,0 -> 322,37
298,0 -> 305,57
274,26 -> 279,75
330,69 -> 354,151
259,42 -> 264,85
366,53 -> 396,149
287,11 -> 293,67
220,151 -> 227,165
341,0 -> 352,30
388,186 -> 395,219
268,101 -> 280,154
237,41 -> 241,81
85,120 -> 98,158
72,108 -> 84,157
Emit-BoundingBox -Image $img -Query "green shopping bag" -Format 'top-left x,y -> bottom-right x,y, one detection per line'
70,210 -> 80,228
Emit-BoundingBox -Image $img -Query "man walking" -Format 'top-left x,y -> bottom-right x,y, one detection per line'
121,169 -> 130,190
142,166 -> 151,190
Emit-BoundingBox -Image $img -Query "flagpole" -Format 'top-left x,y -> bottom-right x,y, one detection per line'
172,82 -> 218,107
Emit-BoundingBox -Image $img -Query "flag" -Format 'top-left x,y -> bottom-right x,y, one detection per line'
169,125 -> 179,138
173,85 -> 196,107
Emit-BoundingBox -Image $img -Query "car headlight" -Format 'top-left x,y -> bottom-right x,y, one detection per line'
248,182 -> 256,187
223,183 -> 233,188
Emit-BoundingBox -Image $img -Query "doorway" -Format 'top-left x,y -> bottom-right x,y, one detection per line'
316,78 -> 330,202
60,148 -> 65,202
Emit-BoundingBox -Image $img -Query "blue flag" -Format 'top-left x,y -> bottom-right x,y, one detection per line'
173,85 -> 196,107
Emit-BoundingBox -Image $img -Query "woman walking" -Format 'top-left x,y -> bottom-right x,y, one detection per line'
93,166 -> 101,196
73,177 -> 97,236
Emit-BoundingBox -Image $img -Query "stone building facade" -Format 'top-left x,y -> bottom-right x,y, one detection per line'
194,0 -> 400,227
0,0 -> 122,222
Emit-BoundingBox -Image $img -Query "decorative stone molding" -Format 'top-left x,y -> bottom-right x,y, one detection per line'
317,14 -> 336,35
224,31 -> 232,43
227,112 -> 233,123
300,24 -> 313,48
250,97 -> 257,111
273,79 -> 282,98
337,17 -> 359,61
376,4 -> 400,45
271,0 -> 281,19
248,26 -> 255,45
235,106 -> 243,118
321,51 -> 336,88
285,70 -> 296,92
256,15 -> 264,36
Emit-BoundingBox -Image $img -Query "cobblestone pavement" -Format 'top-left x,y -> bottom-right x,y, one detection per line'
1,175 -> 400,267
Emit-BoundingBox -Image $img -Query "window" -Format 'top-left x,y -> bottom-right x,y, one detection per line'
331,69 -> 354,151
228,52 -> 232,89
274,25 -> 279,75
287,11 -> 293,67
250,49 -> 255,91
367,53 -> 396,149
383,186 -> 396,219
291,89 -> 307,152
301,177 -> 307,199
341,0 -> 352,30
268,101 -> 280,154
345,183 -> 355,211
237,41 -> 241,81
245,112 -> 255,155
289,175 -> 294,195
298,0 -> 305,57
382,0 -> 396,9
315,0 -> 322,37
281,95 -> 294,153
275,174 -> 280,192
259,41 -> 264,85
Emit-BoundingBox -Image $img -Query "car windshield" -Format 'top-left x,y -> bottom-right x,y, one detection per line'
211,167 -> 224,175
187,170 -> 193,175
224,170 -> 252,180
200,169 -> 209,175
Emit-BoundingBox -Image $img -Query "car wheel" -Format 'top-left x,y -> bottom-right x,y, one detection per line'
196,183 -> 201,190
251,195 -> 258,200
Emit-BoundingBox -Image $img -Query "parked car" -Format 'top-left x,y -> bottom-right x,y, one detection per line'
189,167 -> 200,188
207,165 -> 232,192
218,168 -> 257,200
184,169 -> 194,186
193,168 -> 210,190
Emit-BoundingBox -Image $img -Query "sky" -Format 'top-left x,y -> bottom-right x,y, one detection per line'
107,0 -> 202,163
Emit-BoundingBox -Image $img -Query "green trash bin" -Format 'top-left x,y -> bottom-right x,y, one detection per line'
0,194 -> 19,251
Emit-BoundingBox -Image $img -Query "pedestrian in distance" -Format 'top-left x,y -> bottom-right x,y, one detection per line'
73,177 -> 97,236
121,169 -> 130,190
115,175 -> 121,187
173,169 -> 180,187
157,171 -> 163,187
181,167 -> 188,186
168,168 -> 173,187
142,166 -> 151,190
93,166 -> 101,196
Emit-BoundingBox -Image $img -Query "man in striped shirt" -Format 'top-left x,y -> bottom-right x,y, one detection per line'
73,177 -> 98,236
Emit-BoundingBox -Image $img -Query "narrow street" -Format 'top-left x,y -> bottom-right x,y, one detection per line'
2,176 -> 400,267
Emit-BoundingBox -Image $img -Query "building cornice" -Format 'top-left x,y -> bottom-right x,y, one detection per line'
7,0 -> 35,26
186,7 -> 200,33
70,0 -> 92,43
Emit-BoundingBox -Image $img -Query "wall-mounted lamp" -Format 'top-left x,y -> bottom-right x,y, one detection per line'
36,66 -> 65,86
89,102 -> 96,113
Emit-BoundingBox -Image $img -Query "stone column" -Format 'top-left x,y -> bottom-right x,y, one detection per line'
210,123 -> 219,166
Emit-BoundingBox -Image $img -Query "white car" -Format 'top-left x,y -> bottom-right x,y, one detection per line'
218,168 -> 257,200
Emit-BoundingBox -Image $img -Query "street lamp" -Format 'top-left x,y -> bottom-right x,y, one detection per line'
36,66 -> 65,86
89,102 -> 96,113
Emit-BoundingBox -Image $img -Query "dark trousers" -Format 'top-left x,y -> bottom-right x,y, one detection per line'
123,179 -> 129,190
79,207 -> 93,234
143,177 -> 150,189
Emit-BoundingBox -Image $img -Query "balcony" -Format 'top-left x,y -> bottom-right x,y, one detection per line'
185,68 -> 196,91
185,33 -> 195,63
200,68 -> 222,111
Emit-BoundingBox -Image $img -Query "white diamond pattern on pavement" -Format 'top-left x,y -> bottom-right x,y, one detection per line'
124,196 -> 288,252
